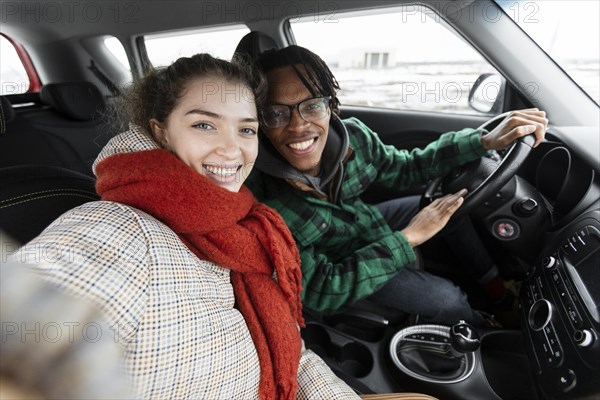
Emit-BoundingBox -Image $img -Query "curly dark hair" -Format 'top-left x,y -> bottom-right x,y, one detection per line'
257,45 -> 341,114
119,53 -> 267,139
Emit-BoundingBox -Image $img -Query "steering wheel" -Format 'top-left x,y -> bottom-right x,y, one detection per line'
421,112 -> 536,220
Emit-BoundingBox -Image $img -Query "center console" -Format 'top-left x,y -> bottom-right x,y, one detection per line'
301,209 -> 600,399
521,210 -> 600,399
387,323 -> 537,400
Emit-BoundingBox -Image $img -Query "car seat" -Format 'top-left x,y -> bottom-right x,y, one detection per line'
0,82 -> 114,176
232,31 -> 279,63
0,95 -> 99,245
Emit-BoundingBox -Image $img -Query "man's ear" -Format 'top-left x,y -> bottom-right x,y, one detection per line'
150,118 -> 169,148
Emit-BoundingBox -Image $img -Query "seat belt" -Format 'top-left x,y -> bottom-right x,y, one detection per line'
87,60 -> 121,96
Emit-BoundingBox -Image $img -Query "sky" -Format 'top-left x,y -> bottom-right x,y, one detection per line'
496,0 -> 600,60
292,1 -> 600,63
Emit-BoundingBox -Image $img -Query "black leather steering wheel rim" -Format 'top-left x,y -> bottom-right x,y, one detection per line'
422,112 -> 536,220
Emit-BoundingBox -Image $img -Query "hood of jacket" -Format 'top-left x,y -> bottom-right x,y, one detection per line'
93,125 -> 160,176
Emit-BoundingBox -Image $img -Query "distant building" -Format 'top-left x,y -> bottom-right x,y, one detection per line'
326,47 -> 397,69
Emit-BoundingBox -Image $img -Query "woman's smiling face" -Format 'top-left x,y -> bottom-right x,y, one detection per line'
151,76 -> 259,192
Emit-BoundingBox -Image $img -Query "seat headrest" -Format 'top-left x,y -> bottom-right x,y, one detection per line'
40,82 -> 105,121
0,96 -> 15,135
233,31 -> 279,63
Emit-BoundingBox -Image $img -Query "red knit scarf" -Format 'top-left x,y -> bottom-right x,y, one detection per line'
96,149 -> 304,400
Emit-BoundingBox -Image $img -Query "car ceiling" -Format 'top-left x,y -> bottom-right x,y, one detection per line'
1,0 -> 432,44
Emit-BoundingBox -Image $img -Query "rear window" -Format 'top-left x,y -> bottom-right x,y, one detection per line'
1,35 -> 30,95
143,25 -> 250,67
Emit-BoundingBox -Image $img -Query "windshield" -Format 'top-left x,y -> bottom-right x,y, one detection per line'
497,0 -> 599,105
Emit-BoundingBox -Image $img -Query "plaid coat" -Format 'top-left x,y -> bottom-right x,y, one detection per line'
10,127 -> 359,399
249,117 -> 488,314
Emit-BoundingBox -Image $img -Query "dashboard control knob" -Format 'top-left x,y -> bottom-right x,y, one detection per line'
573,329 -> 595,348
542,256 -> 556,269
558,369 -> 576,392
529,300 -> 553,331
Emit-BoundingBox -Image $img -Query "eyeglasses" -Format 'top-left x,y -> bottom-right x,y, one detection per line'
261,96 -> 332,128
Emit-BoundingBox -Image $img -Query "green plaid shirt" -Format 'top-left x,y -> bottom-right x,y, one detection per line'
248,117 -> 487,314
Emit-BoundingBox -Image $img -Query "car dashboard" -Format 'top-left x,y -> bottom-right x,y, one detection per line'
300,126 -> 599,400
522,208 -> 600,398
475,126 -> 600,399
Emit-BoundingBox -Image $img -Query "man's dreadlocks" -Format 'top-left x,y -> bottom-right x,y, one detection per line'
258,45 -> 342,114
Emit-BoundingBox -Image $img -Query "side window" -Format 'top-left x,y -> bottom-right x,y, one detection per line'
101,36 -> 134,90
0,35 -> 38,95
290,6 -> 501,115
143,25 -> 250,67
104,37 -> 131,71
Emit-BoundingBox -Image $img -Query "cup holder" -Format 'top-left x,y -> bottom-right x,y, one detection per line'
339,342 -> 373,377
302,323 -> 330,358
302,323 -> 374,378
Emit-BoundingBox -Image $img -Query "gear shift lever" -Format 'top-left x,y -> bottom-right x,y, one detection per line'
391,323 -> 478,383
450,320 -> 481,355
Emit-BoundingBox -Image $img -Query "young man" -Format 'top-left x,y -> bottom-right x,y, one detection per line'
247,45 -> 548,326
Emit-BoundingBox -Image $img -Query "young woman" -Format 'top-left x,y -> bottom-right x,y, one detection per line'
9,54 -> 436,400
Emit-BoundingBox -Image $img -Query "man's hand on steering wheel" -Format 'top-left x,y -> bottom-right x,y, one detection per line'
420,108 -> 550,225
480,108 -> 548,150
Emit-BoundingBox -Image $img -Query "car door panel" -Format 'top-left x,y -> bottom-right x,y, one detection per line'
340,106 -> 489,150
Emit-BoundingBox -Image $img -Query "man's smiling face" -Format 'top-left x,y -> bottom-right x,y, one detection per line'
262,65 -> 331,176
